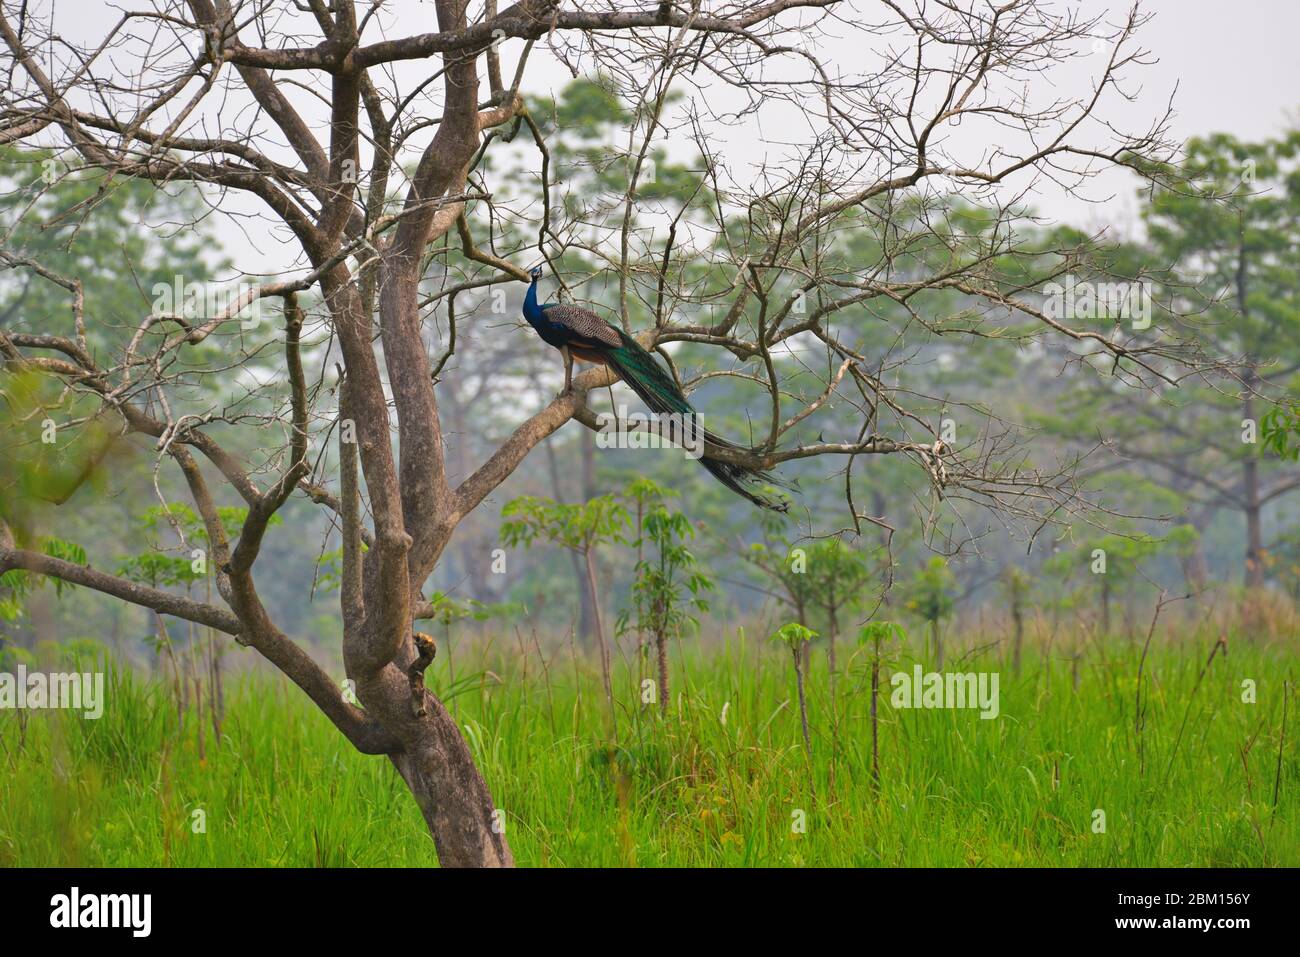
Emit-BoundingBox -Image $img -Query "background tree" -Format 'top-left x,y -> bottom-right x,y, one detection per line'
804,539 -> 878,689
618,485 -> 713,710
1040,132 -> 1300,591
1001,566 -> 1031,674
856,619 -> 906,789
771,620 -> 818,782
500,493 -> 629,730
903,556 -> 955,668
1141,134 -> 1300,588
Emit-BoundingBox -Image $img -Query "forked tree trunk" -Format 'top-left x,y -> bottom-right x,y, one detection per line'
335,237 -> 517,865
355,662 -> 512,867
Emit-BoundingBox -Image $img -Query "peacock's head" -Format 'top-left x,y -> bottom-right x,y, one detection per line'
529,265 -> 543,281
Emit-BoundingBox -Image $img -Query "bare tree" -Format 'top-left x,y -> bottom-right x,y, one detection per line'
0,0 -> 1225,866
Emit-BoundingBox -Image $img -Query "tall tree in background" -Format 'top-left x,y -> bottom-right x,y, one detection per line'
1141,133 -> 1300,588
1041,133 -> 1300,589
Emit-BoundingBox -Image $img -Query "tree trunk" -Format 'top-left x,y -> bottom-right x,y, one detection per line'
580,424 -> 597,498
578,431 -> 600,642
794,645 -> 814,794
1244,390 -> 1265,590
571,552 -> 596,644
1182,535 -> 1210,594
1011,604 -> 1024,675
583,547 -> 616,734
28,583 -> 54,650
358,663 -> 512,867
1239,248 -> 1265,589
827,596 -> 839,693
872,489 -> 889,549
656,631 -> 669,710
869,637 -> 881,789
1101,577 -> 1111,637
335,253 -> 516,867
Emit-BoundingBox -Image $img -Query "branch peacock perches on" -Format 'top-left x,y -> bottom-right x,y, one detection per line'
522,265 -> 789,512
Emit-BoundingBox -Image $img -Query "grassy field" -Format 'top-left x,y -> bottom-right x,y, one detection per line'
0,625 -> 1295,867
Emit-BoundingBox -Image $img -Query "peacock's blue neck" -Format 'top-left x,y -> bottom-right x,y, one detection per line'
523,278 -> 545,327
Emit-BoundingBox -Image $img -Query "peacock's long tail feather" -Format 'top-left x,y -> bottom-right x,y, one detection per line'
598,330 -> 790,512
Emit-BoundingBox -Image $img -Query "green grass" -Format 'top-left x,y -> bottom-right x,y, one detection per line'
0,628 -> 1295,866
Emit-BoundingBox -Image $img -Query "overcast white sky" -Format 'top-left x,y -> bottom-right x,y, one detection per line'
1042,0 -> 1300,231
48,1 -> 1300,278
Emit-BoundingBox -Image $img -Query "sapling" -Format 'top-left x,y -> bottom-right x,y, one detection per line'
118,538 -> 205,724
745,531 -> 877,688
771,622 -> 818,787
1001,567 -> 1030,674
746,541 -> 813,628
129,503 -> 270,739
857,620 -> 905,789
1044,531 -> 1188,643
806,538 -> 875,691
618,492 -> 713,712
501,494 -> 630,735
621,478 -> 668,657
903,557 -> 955,669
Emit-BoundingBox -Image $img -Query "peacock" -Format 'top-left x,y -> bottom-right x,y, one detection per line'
522,265 -> 789,512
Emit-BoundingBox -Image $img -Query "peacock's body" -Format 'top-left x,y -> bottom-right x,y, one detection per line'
522,266 -> 788,512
